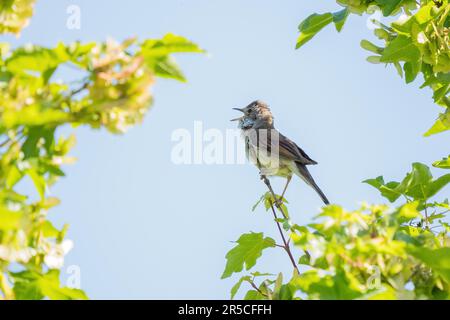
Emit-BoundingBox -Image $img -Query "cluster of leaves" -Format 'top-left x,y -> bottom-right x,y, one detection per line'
0,2 -> 202,300
223,163 -> 450,300
364,162 -> 450,205
0,0 -> 35,35
296,0 -> 450,136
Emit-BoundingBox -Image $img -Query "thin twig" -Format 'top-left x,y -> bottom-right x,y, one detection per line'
260,175 -> 299,273
268,200 -> 300,274
70,81 -> 89,96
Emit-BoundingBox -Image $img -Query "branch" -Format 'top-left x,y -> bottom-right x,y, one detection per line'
268,201 -> 300,273
260,175 -> 299,273
70,81 -> 89,96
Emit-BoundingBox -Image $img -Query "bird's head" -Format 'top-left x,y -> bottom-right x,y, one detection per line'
231,100 -> 274,129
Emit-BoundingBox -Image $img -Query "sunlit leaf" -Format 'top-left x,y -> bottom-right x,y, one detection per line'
243,290 -> 265,300
424,114 -> 450,137
408,247 -> 450,283
0,207 -> 23,230
296,13 -> 333,49
333,8 -> 350,32
374,0 -> 403,16
221,232 -> 276,279
360,40 -> 383,54
433,156 -> 450,169
0,0 -> 36,35
11,270 -> 88,300
230,276 -> 251,299
380,36 -> 421,63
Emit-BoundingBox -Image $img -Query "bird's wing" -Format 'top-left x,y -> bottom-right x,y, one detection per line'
278,133 -> 318,165
252,129 -> 318,165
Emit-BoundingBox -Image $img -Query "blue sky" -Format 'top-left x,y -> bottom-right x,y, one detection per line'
4,0 -> 449,299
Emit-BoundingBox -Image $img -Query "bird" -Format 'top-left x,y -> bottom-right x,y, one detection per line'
231,100 -> 329,205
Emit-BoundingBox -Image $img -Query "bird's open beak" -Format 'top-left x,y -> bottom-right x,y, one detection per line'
230,108 -> 244,121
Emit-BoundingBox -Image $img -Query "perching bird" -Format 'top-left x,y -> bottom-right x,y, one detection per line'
231,100 -> 329,205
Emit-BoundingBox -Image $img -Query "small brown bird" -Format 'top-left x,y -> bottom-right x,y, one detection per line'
231,100 -> 329,205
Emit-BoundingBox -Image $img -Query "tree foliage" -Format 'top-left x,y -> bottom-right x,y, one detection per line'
225,163 -> 450,300
0,1 -> 202,299
223,0 -> 450,300
296,0 -> 450,136
0,0 -> 35,35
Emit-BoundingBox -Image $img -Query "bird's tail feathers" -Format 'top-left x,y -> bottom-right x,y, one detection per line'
295,163 -> 330,205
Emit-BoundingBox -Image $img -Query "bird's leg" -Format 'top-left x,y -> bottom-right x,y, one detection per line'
260,174 -> 280,208
279,176 -> 292,205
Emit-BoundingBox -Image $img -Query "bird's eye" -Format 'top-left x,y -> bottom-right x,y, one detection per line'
246,109 -> 252,114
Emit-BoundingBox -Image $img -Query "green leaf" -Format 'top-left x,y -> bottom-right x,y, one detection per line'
0,207 -> 23,230
363,176 -> 402,202
152,56 -> 186,82
0,0 -> 36,35
291,269 -> 362,300
413,2 -> 435,25
140,33 -> 203,78
298,253 -> 311,265
296,13 -> 333,49
363,176 -> 385,189
221,232 -> 276,279
374,0 -> 403,16
433,156 -> 450,169
5,165 -> 22,188
11,270 -> 88,300
424,114 -> 450,137
332,8 -> 349,32
374,28 -> 390,41
251,271 -> 274,277
273,272 -> 284,298
373,162 -> 450,201
21,126 -> 55,159
140,33 -> 204,57
358,286 -> 397,300
230,276 -> 251,299
13,280 -> 44,300
2,104 -> 71,128
25,169 -> 46,200
425,174 -> 450,199
397,201 -> 420,221
409,162 -> 433,186
6,45 -> 67,74
243,290 -> 264,300
360,40 -> 383,54
408,247 -> 450,283
399,162 -> 432,200
393,62 -> 403,78
41,220 -> 61,238
366,56 -> 381,64
380,36 -> 421,63
433,85 -> 449,103
403,60 -> 421,83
